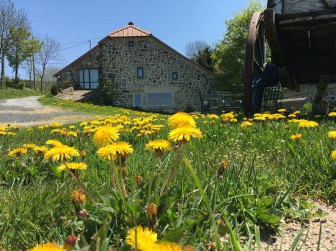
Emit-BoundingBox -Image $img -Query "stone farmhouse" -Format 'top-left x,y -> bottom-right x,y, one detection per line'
54,22 -> 214,112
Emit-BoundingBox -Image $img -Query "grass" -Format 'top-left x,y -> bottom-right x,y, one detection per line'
0,88 -> 43,100
0,95 -> 336,250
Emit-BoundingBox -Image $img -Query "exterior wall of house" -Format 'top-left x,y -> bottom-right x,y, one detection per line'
57,47 -> 101,89
100,37 -> 214,112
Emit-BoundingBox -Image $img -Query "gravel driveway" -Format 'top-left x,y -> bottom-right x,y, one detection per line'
0,96 -> 96,126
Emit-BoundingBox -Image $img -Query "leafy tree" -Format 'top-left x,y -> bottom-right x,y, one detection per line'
6,27 -> 42,84
212,0 -> 265,93
0,0 -> 30,88
186,40 -> 214,72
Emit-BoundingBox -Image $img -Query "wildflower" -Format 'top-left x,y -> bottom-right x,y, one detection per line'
288,114 -> 296,118
332,150 -> 336,160
63,235 -> 77,251
33,146 -> 49,155
147,203 -> 158,221
67,131 -> 78,137
45,139 -> 63,146
71,190 -> 86,204
145,139 -> 173,157
126,226 -> 157,250
298,120 -> 319,128
8,148 -> 27,157
136,175 -> 143,185
241,121 -> 253,127
291,133 -> 302,141
168,112 -> 196,129
44,145 -> 80,162
22,143 -> 37,149
28,243 -> 65,251
93,125 -> 120,147
56,162 -> 87,172
168,127 -> 202,143
278,108 -> 286,113
154,242 -> 183,251
328,131 -> 336,139
328,112 -> 336,117
218,160 -> 228,175
207,114 -> 219,119
97,141 -> 133,160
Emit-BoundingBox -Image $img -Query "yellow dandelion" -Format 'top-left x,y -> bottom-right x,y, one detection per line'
71,190 -> 86,204
8,148 -> 27,157
331,150 -> 336,159
168,112 -> 196,129
207,114 -> 219,119
28,242 -> 65,251
328,131 -> 336,139
145,139 -> 173,152
290,133 -> 302,141
44,145 -> 80,162
331,150 -> 336,160
154,242 -> 183,251
147,203 -> 158,220
33,146 -> 49,155
278,108 -> 286,113
241,121 -> 253,127
66,131 -> 78,137
126,226 -> 157,251
97,141 -> 133,160
298,120 -> 319,128
45,139 -> 63,146
56,162 -> 87,172
230,118 -> 238,123
168,127 -> 202,142
288,114 -> 296,118
22,143 -> 37,149
93,125 -> 120,147
328,112 -> 336,117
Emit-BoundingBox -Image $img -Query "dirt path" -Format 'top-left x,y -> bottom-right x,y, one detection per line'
0,96 -> 97,126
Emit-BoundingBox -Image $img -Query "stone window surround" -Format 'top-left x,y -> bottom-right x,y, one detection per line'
137,67 -> 144,78
133,93 -> 143,107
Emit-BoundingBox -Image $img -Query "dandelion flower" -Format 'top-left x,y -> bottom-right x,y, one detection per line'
331,150 -> 336,160
168,112 -> 196,129
147,203 -> 158,220
241,121 -> 253,128
154,242 -> 183,251
126,226 -> 157,250
168,127 -> 202,142
71,190 -> 86,204
298,120 -> 319,128
44,145 -> 80,162
8,148 -> 27,157
28,243 -> 65,251
328,112 -> 336,117
56,162 -> 87,172
45,139 -> 63,146
278,108 -> 286,113
33,146 -> 49,155
22,143 -> 37,149
328,131 -> 336,139
145,139 -> 173,153
97,141 -> 133,160
93,125 -> 120,147
290,133 -> 302,141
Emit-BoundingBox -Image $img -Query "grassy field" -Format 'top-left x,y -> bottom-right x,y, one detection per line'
0,96 -> 336,250
0,88 -> 43,100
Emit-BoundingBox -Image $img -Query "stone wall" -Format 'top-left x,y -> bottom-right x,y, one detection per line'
100,37 -> 214,112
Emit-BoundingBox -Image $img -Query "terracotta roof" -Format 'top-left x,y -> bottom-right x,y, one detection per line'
108,22 -> 151,37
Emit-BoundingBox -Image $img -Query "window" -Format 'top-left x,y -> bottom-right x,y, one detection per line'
137,67 -> 144,78
128,41 -> 134,47
147,93 -> 173,107
79,69 -> 99,89
65,71 -> 72,80
133,93 -> 143,107
172,72 -> 178,80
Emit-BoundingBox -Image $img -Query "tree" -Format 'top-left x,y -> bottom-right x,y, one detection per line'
36,35 -> 60,91
6,27 -> 42,84
212,0 -> 265,93
0,0 -> 30,88
185,40 -> 214,72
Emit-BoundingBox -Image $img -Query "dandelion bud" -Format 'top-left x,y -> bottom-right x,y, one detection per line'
147,202 -> 158,221
81,150 -> 86,159
136,175 -> 143,185
218,160 -> 228,175
63,235 -> 77,251
79,209 -> 88,219
71,190 -> 86,204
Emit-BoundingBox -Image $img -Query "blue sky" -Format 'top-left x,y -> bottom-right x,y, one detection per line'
11,0 -> 262,78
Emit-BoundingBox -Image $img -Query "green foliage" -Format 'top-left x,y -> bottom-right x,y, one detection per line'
0,87 -> 41,100
212,0 -> 265,93
50,84 -> 59,96
99,79 -> 120,105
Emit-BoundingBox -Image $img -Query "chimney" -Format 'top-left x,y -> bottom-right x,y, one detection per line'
128,21 -> 134,25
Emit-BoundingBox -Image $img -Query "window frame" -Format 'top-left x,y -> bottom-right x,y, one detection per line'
172,71 -> 178,80
128,41 -> 135,47
137,67 -> 144,78
78,68 -> 99,89
133,93 -> 143,107
146,92 -> 174,107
